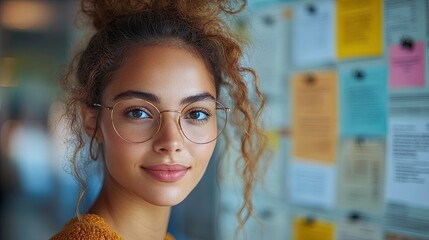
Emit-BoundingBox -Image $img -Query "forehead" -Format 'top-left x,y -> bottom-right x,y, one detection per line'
102,45 -> 216,105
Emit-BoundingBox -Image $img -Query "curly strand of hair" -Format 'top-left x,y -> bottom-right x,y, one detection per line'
72,140 -> 87,220
60,50 -> 90,220
62,97 -> 87,221
81,0 -> 149,30
236,72 -> 267,239
225,51 -> 267,238
80,0 -> 244,31
230,86 -> 259,240
217,0 -> 247,14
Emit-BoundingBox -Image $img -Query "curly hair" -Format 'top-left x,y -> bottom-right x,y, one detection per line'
61,0 -> 267,237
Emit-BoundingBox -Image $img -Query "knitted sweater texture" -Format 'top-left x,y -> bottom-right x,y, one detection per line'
50,214 -> 174,240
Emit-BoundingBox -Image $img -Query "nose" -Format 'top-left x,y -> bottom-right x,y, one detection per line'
152,111 -> 184,153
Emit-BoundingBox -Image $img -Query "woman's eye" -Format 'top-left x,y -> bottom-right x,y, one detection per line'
185,110 -> 210,121
126,109 -> 149,119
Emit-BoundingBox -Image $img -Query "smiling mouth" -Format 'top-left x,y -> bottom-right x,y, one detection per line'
142,164 -> 190,183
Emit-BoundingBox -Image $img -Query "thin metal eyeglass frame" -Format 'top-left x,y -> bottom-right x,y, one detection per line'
92,98 -> 230,144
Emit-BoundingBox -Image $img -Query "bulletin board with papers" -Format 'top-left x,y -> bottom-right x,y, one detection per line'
218,0 -> 429,239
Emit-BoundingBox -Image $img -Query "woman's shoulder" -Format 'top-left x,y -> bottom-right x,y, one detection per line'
50,214 -> 122,240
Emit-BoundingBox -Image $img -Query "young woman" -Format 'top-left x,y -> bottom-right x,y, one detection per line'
51,0 -> 266,239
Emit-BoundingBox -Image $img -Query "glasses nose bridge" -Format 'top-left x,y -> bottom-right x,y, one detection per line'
159,109 -> 182,120
158,109 -> 183,131
159,109 -> 182,115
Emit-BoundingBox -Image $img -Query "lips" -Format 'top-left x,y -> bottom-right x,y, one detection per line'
142,164 -> 189,183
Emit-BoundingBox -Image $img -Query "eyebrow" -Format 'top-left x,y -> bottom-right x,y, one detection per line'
113,90 -> 160,103
180,92 -> 216,105
112,90 -> 216,105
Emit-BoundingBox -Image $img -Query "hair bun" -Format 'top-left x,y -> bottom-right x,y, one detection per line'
80,0 -> 246,31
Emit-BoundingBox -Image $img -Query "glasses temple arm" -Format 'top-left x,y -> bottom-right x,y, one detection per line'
92,103 -> 113,110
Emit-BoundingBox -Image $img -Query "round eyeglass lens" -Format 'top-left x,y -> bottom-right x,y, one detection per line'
179,99 -> 227,144
111,99 -> 161,143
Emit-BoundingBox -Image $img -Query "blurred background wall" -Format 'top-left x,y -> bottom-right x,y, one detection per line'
0,1 -> 82,239
1,0 -> 428,240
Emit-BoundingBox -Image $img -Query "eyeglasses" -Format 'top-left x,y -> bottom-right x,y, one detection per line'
92,98 -> 229,144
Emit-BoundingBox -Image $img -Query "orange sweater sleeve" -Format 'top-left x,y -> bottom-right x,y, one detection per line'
50,214 -> 122,240
50,214 -> 175,240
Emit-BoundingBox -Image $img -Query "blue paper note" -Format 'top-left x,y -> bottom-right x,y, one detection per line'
339,66 -> 387,137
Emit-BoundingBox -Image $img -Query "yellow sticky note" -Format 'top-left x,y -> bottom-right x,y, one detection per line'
290,71 -> 337,164
292,217 -> 335,240
336,0 -> 383,59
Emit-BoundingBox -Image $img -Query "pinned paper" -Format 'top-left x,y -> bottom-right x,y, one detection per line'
385,0 -> 428,43
385,118 -> 429,208
389,91 -> 429,115
290,161 -> 336,209
386,203 -> 429,236
339,67 -> 387,137
336,0 -> 382,59
336,221 -> 382,240
291,71 -> 337,163
249,6 -> 290,96
337,139 -> 385,213
389,41 -> 426,88
292,1 -> 335,67
292,217 -> 334,240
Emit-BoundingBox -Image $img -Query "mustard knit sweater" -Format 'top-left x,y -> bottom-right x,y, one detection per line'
50,214 -> 175,240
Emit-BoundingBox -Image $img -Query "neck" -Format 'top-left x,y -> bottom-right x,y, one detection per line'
88,175 -> 171,240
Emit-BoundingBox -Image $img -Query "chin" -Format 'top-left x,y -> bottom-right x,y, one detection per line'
144,187 -> 192,207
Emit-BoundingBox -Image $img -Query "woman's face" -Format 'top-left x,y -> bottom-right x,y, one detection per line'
97,45 -> 217,206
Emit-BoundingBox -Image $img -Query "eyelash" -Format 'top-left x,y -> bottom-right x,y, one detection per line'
123,106 -> 153,119
184,108 -> 212,122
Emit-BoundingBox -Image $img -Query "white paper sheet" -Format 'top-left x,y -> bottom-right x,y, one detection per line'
290,160 -> 336,208
385,0 -> 427,43
292,1 -> 335,67
386,203 -> 429,235
385,117 -> 429,208
249,5 -> 290,96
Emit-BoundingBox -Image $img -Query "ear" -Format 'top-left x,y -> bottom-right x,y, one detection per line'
81,104 -> 102,143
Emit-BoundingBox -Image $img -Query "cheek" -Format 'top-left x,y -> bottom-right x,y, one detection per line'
191,142 -> 216,174
98,118 -> 142,166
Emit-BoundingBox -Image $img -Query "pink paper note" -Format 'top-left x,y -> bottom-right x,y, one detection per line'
389,41 -> 425,88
